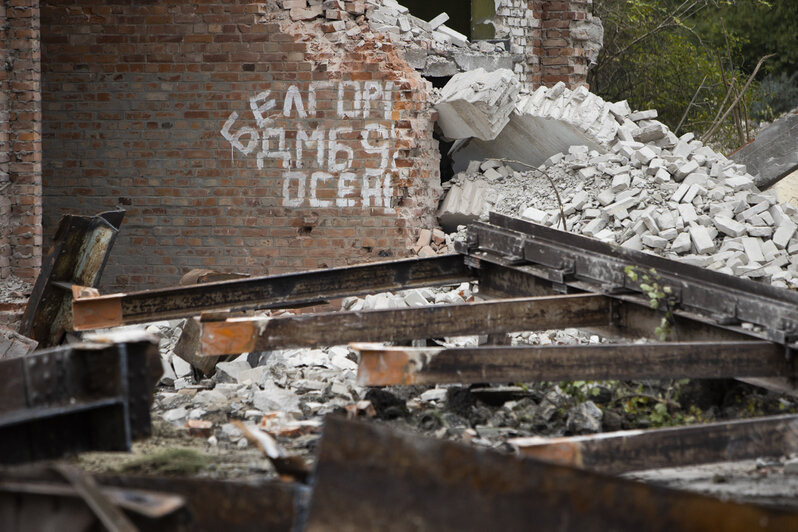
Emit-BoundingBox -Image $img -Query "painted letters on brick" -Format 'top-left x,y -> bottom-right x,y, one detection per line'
222,81 -> 397,212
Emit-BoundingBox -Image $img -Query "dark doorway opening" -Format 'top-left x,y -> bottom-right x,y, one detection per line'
401,0 -> 496,40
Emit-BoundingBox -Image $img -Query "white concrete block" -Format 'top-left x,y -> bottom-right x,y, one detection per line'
610,173 -> 631,192
741,237 -> 765,263
688,224 -> 715,254
677,203 -> 698,224
713,215 -> 746,237
521,206 -> 548,224
773,221 -> 797,249
671,232 -> 692,253
642,234 -> 668,249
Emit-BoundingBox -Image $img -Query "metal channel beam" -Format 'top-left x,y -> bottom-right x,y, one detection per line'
0,340 -> 161,464
198,294 -> 610,356
19,210 -> 125,348
463,213 -> 798,347
352,341 -> 792,386
72,255 -> 473,330
509,414 -> 798,475
305,416 -> 798,532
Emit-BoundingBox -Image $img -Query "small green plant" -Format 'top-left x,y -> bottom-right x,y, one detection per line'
625,266 -> 676,341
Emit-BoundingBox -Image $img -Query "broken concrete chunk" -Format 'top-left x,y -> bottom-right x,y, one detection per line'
713,216 -> 747,238
435,68 -> 520,141
521,206 -> 548,224
428,12 -> 449,30
688,225 -> 715,254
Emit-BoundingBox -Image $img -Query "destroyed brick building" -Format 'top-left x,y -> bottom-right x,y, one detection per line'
7,1 -> 798,529
0,0 -> 603,328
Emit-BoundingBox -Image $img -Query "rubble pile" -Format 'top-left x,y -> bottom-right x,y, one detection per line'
278,0 -> 512,77
438,82 -> 798,290
448,83 -> 628,172
136,284 -> 634,463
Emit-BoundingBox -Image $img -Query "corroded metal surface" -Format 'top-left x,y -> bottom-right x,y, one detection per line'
510,414 -> 798,474
199,294 -> 610,356
353,341 -> 791,386
0,339 -> 160,463
20,210 -> 124,347
306,416 -> 798,531
73,255 -> 474,329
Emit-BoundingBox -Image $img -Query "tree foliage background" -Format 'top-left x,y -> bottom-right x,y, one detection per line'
588,0 -> 798,150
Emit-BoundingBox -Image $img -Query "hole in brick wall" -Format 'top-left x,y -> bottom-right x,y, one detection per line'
401,0 -> 470,39
362,246 -> 373,253
378,249 -> 393,257
402,0 -> 496,40
424,75 -> 456,185
242,64 -> 255,71
298,226 -> 313,237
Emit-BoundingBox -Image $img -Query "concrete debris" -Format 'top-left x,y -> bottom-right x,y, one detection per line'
450,83 -> 622,173
0,327 -> 37,359
435,68 -> 520,141
439,85 -> 798,290
566,400 -> 603,434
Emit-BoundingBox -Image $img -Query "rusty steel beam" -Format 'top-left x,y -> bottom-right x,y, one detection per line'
352,341 -> 793,386
462,213 -> 798,347
19,210 -> 125,348
0,339 -> 161,464
198,294 -> 611,356
1,464 -> 305,532
509,414 -> 798,475
72,255 -> 474,330
305,416 -> 798,531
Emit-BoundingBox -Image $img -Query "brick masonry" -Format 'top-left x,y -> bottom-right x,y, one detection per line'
0,0 -> 42,328
495,0 -> 599,89
35,0 -> 598,292
41,1 -> 440,290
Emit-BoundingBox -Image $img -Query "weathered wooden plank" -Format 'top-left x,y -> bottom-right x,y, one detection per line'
305,416 -> 798,532
353,341 -> 792,386
72,255 -> 474,330
199,294 -> 611,356
509,414 -> 798,475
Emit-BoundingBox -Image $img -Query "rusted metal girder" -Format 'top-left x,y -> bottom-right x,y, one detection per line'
1,464 -> 305,532
0,467 -> 189,531
19,210 -> 125,348
509,414 -> 798,475
462,213 -> 798,348
72,255 -> 474,330
0,338 -> 161,464
98,474 -> 305,532
198,294 -> 610,356
352,341 -> 793,386
305,416 -> 798,531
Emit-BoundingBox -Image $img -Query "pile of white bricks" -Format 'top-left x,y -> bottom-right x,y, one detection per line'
439,83 -> 798,290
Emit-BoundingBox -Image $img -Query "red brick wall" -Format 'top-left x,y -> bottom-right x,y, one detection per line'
534,0 -> 594,87
0,0 -> 42,329
41,1 -> 440,290
497,0 -> 596,89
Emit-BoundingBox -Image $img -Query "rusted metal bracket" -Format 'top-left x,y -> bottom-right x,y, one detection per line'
305,416 -> 798,531
351,341 -> 792,386
509,414 -> 798,474
198,294 -> 611,356
72,255 -> 474,330
0,338 -> 161,464
19,210 -> 125,348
